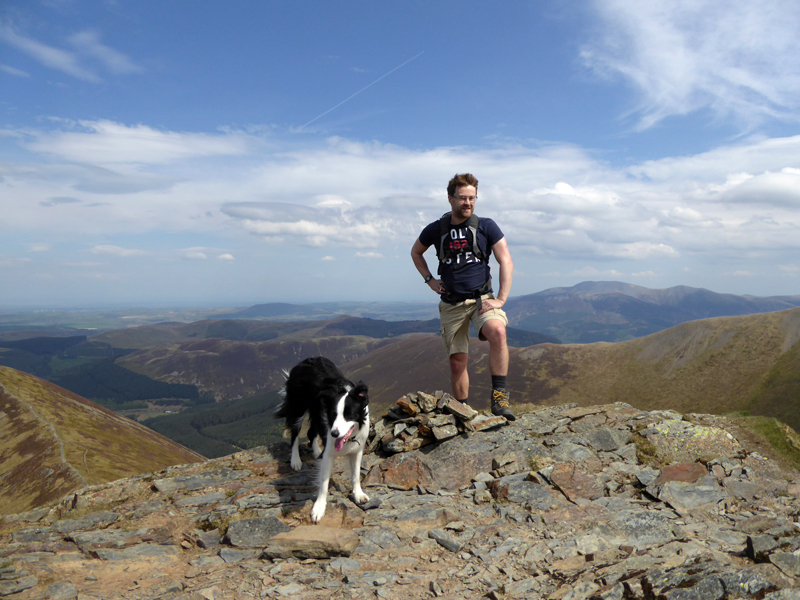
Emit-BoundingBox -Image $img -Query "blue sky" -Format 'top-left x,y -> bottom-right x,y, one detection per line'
3,1 -> 800,308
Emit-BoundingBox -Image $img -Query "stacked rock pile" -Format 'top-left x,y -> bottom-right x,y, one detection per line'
369,391 -> 508,455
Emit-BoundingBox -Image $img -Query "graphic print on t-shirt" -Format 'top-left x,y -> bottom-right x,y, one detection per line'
444,226 -> 480,267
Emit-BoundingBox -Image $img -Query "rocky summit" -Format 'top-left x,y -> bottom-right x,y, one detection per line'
2,397 -> 800,600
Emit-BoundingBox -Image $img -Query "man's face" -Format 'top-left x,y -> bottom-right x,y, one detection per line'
448,185 -> 477,221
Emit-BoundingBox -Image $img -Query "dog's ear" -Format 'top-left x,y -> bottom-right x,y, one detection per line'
354,381 -> 368,397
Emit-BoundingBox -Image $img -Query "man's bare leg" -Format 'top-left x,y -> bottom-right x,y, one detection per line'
479,320 -> 515,420
480,320 -> 508,376
449,352 -> 469,401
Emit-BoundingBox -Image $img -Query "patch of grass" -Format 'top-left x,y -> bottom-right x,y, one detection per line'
731,415 -> 800,472
630,432 -> 665,467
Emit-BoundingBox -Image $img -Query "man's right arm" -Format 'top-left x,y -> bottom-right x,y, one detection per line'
411,239 -> 445,295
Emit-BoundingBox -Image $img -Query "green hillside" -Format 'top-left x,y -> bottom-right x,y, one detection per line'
143,390 -> 284,458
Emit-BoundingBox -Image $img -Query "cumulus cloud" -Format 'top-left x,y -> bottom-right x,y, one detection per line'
582,0 -> 800,130
5,121 -> 800,292
720,169 -> 800,206
221,200 -> 400,248
179,247 -> 209,260
218,253 -> 235,261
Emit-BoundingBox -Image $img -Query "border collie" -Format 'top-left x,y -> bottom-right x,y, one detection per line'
275,356 -> 370,523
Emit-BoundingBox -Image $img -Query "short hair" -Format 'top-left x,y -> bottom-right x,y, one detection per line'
447,173 -> 479,197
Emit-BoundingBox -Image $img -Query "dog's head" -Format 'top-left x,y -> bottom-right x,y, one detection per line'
328,381 -> 369,451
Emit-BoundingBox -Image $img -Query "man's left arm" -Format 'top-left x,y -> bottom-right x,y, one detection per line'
481,237 -> 513,313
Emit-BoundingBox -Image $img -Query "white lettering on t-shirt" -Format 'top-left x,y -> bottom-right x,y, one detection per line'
444,227 -> 480,266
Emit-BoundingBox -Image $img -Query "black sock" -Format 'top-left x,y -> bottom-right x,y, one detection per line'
491,376 -> 507,390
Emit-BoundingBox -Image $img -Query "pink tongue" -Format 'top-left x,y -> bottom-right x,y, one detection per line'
335,426 -> 354,451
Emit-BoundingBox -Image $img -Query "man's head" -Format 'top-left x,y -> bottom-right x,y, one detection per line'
447,173 -> 478,198
447,173 -> 478,222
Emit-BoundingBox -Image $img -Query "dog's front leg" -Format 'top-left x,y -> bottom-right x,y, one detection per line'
311,446 -> 333,523
348,449 -> 369,505
290,434 -> 303,471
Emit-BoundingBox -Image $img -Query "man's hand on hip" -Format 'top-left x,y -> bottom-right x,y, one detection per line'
480,298 -> 504,313
428,279 -> 445,295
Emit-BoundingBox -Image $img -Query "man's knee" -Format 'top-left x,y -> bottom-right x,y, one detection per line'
449,352 -> 468,374
480,320 -> 507,344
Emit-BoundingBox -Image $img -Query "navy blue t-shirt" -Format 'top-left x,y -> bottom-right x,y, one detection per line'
418,216 -> 504,295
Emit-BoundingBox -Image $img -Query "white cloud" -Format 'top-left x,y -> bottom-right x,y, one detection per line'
67,31 -> 143,75
218,253 -> 235,261
0,23 -> 99,81
582,0 -> 800,130
25,120 -> 250,165
5,121 -> 800,298
570,267 -> 625,278
90,245 -> 147,257
0,24 -> 142,82
0,255 -> 31,266
720,169 -> 800,206
0,63 -> 29,77
40,196 -> 81,207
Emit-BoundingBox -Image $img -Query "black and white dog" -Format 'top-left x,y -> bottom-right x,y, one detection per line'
275,357 -> 370,523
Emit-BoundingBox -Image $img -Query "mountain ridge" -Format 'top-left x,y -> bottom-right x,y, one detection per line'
505,280 -> 800,342
0,366 -> 204,516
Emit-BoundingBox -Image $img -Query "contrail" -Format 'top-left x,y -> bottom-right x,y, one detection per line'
300,51 -> 425,130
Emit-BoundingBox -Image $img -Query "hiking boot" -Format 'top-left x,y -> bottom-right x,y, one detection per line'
491,389 -> 516,421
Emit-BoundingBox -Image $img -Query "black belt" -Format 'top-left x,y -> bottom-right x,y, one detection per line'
441,279 -> 492,309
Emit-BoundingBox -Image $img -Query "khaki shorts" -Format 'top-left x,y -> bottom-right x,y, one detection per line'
439,293 -> 508,356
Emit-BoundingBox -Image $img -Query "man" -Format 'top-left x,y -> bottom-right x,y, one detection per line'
411,173 -> 516,420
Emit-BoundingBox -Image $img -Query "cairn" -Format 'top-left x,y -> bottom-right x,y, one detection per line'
368,391 -> 508,455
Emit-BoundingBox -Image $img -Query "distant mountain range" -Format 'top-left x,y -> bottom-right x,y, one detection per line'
214,281 -> 800,344
216,301 -> 439,322
504,281 -> 800,343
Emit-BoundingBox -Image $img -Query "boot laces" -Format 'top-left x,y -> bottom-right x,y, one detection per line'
492,389 -> 509,407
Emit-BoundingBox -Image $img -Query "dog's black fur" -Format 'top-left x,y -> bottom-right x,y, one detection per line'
275,356 -> 370,523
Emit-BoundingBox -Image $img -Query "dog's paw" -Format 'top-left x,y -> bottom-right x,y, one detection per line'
310,499 -> 326,523
290,456 -> 303,471
353,490 -> 370,505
